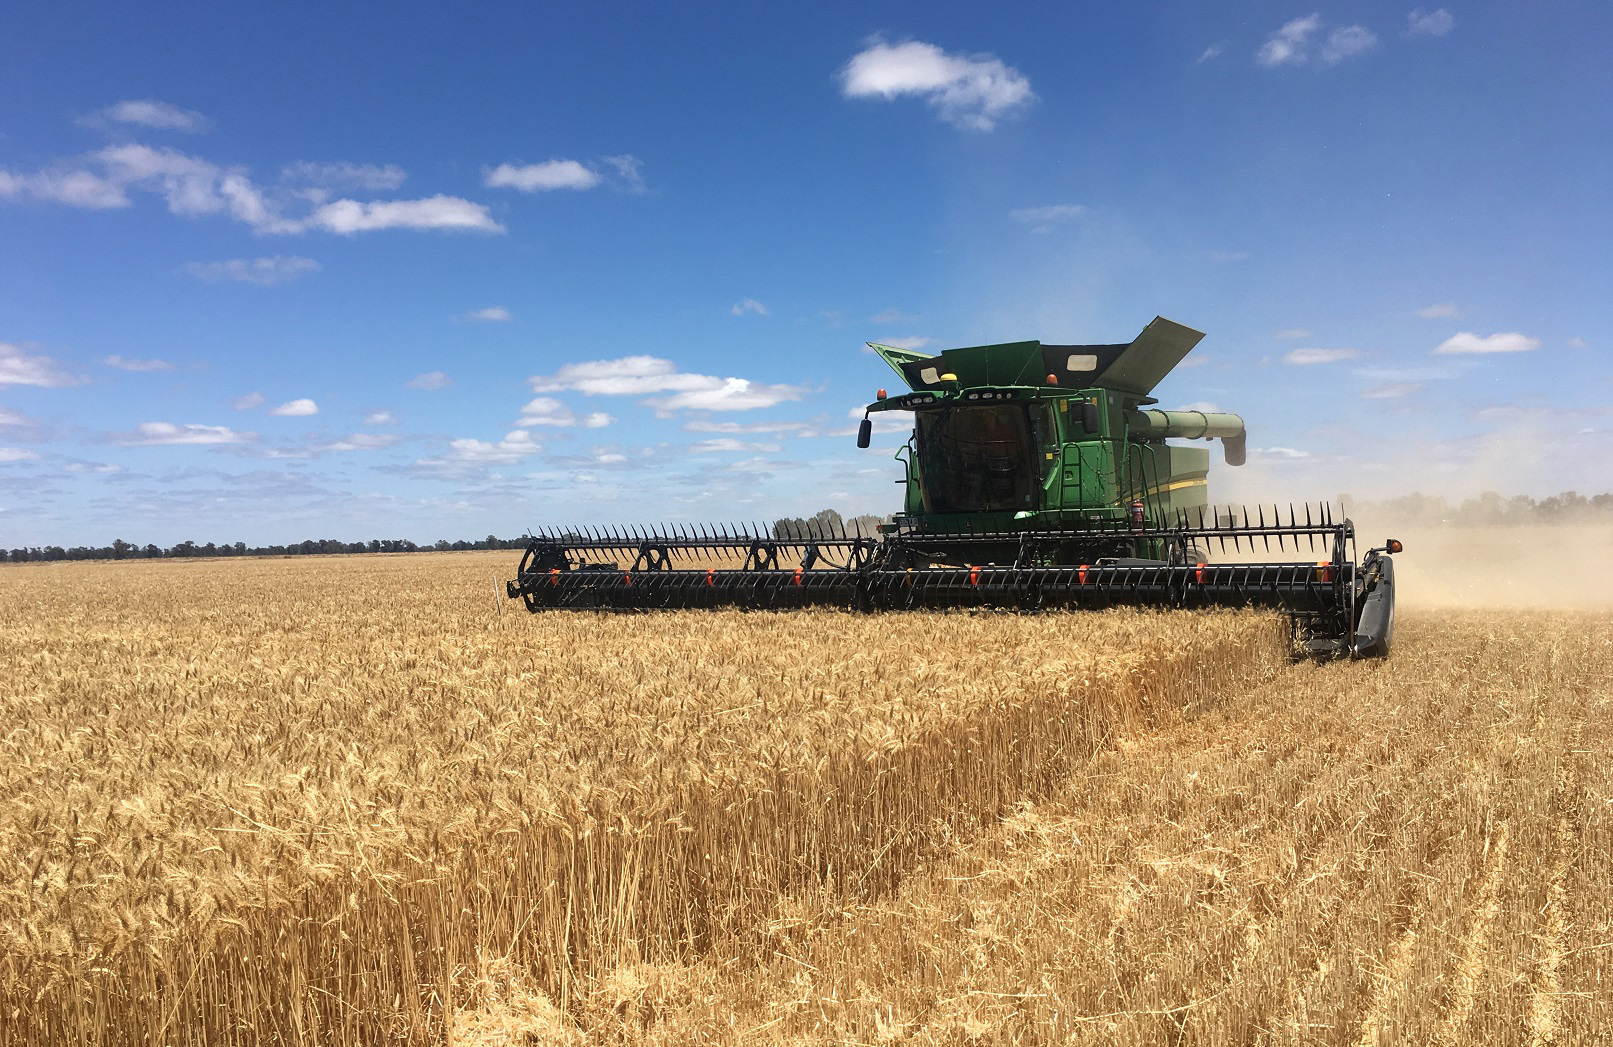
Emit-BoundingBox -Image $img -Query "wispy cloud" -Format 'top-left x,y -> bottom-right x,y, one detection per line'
1197,43 -> 1225,63
1566,337 -> 1588,349
484,160 -> 600,192
0,342 -> 79,387
269,398 -> 318,417
1433,332 -> 1541,355
0,407 -> 30,426
880,336 -> 932,351
1010,203 -> 1087,233
461,306 -> 512,322
114,421 -> 253,446
1362,382 -> 1423,399
603,155 -> 646,193
690,437 -> 783,454
1258,15 -> 1377,67
407,371 -> 452,391
840,38 -> 1035,131
85,99 -> 210,133
232,392 -> 265,410
103,355 -> 174,372
730,298 -> 769,317
1,143 -> 501,234
300,195 -> 502,234
516,397 -> 612,428
185,256 -> 320,285
530,355 -> 804,412
683,419 -> 814,435
1275,328 -> 1311,339
317,433 -> 401,452
1321,26 -> 1378,64
1406,8 -> 1455,37
1284,348 -> 1363,365
280,161 -> 406,191
1257,14 -> 1322,66
1416,302 -> 1460,319
0,447 -> 42,463
363,410 -> 396,425
423,430 -> 542,466
870,308 -> 916,325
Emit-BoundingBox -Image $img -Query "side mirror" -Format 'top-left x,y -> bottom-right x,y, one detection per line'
1079,400 -> 1101,435
856,416 -> 872,449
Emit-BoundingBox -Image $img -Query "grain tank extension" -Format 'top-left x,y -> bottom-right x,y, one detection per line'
507,317 -> 1399,658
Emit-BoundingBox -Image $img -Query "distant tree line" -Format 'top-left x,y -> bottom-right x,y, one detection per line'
1339,490 -> 1613,527
771,509 -> 889,540
3,512 -> 898,564
2,534 -> 529,564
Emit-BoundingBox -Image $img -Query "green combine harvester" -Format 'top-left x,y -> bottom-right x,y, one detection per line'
508,317 -> 1400,658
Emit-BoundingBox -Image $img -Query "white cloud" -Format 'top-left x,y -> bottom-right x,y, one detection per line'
880,336 -> 932,351
435,430 -> 543,465
363,410 -> 397,425
730,298 -> 769,317
484,160 -> 600,192
1406,8 -> 1455,37
0,407 -> 28,425
270,398 -> 318,417
0,168 -> 128,208
185,256 -> 320,285
1362,382 -> 1423,399
1275,328 -> 1311,339
1173,401 -> 1222,413
0,343 -> 78,387
603,155 -> 646,193
1566,337 -> 1588,349
232,391 -> 265,410
90,99 -> 209,133
2,144 -> 500,235
1257,14 -> 1322,66
462,306 -> 512,322
116,421 -> 253,446
683,419 -> 813,435
1417,302 -> 1460,319
1433,332 -> 1542,355
1284,348 -> 1363,365
871,308 -> 916,324
299,195 -> 503,234
840,38 -> 1035,131
1257,446 -> 1312,459
103,355 -> 174,372
281,161 -> 406,190
407,371 -> 453,390
0,446 -> 41,463
1321,26 -> 1378,64
690,438 -> 783,454
1198,44 -> 1225,63
319,433 -> 400,452
515,397 -> 614,428
530,355 -> 804,412
1009,203 -> 1087,228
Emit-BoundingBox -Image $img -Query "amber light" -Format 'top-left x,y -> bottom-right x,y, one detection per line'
876,388 -> 887,400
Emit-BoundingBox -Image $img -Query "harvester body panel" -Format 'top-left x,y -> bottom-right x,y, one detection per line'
509,317 -> 1398,658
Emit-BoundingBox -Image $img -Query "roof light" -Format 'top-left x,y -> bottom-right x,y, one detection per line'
876,388 -> 887,400
1046,373 -> 1058,385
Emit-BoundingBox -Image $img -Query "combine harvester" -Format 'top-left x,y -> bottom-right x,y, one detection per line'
508,318 -> 1400,658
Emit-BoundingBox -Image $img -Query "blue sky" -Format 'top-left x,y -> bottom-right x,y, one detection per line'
2,2 -> 1609,547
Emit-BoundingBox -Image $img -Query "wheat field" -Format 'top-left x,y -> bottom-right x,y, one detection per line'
0,551 -> 1608,1045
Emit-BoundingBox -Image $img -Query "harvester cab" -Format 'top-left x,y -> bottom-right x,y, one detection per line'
507,316 -> 1400,659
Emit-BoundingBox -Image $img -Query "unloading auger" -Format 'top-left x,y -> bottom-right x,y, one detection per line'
507,317 -> 1401,658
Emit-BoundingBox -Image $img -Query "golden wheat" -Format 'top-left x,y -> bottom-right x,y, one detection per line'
0,553 -> 1281,1045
